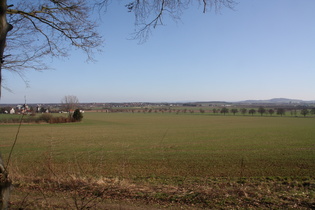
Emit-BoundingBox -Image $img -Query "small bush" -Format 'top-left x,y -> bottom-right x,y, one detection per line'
0,113 -> 83,124
50,116 -> 69,124
72,109 -> 83,122
37,113 -> 54,123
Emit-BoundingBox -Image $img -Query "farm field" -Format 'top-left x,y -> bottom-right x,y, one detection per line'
0,112 -> 314,209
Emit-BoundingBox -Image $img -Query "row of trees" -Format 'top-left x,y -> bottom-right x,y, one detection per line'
94,106 -> 315,117
5,102 -> 313,118
216,107 -> 288,116
215,107 -> 288,116
208,106 -> 315,117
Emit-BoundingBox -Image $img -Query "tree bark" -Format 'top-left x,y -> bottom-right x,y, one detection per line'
0,156 -> 10,210
0,3 -> 12,209
0,0 -> 13,97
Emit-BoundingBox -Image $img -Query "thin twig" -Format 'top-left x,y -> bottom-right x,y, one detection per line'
5,113 -> 25,171
18,192 -> 30,209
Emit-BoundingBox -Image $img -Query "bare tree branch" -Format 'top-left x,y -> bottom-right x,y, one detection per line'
139,0 -> 234,42
1,0 -> 103,95
0,0 -> 13,97
0,0 -> 236,95
97,0 -> 237,43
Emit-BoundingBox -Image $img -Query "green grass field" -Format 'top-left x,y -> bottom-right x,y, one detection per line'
1,112 -> 314,177
0,112 -> 314,208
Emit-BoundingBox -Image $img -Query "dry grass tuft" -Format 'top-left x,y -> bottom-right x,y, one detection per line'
7,174 -> 315,209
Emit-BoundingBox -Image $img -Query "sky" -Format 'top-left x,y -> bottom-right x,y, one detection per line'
1,0 -> 315,104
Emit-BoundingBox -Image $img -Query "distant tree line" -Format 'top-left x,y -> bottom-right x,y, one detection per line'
3,104 -> 314,118
91,106 -> 315,117
208,106 -> 315,117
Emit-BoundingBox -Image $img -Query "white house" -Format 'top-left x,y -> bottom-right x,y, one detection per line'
10,108 -> 15,114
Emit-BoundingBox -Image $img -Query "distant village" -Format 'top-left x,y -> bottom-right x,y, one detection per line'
0,104 -> 56,115
0,103 -> 178,115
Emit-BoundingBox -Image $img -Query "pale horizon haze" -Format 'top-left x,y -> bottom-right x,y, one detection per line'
1,0 -> 314,104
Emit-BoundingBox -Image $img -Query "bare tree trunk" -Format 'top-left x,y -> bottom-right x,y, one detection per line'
0,156 -> 11,210
0,1 -> 12,208
0,0 -> 13,97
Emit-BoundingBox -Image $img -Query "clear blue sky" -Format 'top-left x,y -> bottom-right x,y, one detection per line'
1,0 -> 315,103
